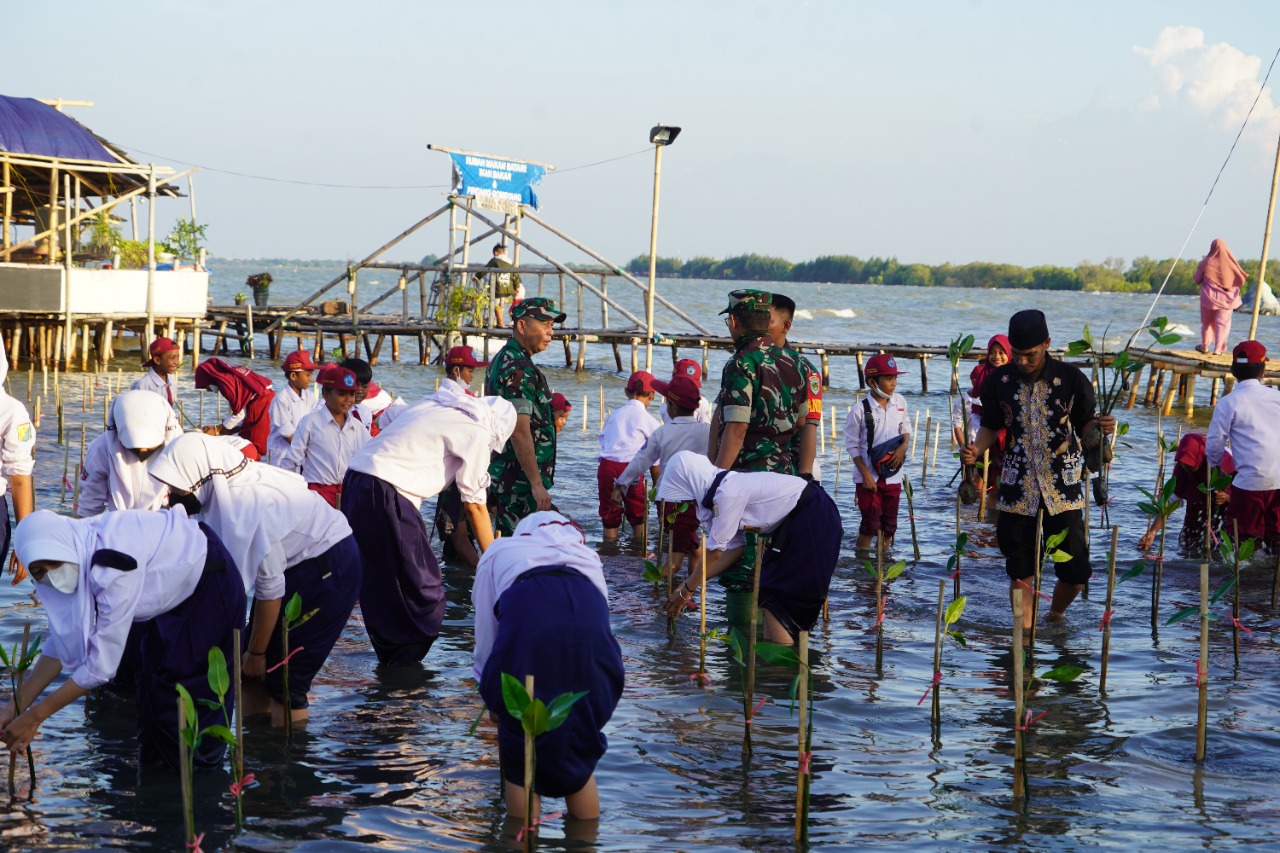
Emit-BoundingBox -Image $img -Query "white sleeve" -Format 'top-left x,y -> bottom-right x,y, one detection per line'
76,439 -> 111,517
453,430 -> 493,505
255,542 -> 288,601
1206,404 -> 1230,468
281,416 -> 310,474
224,409 -> 246,431
844,404 -> 866,461
708,487 -> 748,552
618,432 -> 662,487
0,401 -> 35,477
74,567 -> 146,690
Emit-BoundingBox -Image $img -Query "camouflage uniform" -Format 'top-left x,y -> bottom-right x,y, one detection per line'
715,290 -> 809,589
484,297 -> 563,535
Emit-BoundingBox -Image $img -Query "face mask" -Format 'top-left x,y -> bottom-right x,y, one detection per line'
870,382 -> 892,400
168,492 -> 203,515
38,562 -> 80,594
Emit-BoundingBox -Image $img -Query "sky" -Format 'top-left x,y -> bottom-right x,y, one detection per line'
6,1 -> 1280,268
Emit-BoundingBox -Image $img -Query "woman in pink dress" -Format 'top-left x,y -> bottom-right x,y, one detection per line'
1195,239 -> 1249,354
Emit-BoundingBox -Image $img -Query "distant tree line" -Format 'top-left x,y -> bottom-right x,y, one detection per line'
626,253 -> 1280,295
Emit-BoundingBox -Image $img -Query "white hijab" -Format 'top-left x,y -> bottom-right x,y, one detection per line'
472,511 -> 608,679
431,380 -> 517,454
103,390 -> 178,511
14,507 -> 207,676
147,432 -> 314,591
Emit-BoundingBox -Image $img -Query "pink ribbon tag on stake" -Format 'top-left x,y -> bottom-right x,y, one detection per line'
1015,578 -> 1051,603
266,646 -> 305,674
186,833 -> 205,853
1015,710 -> 1048,732
229,773 -> 256,797
744,695 -> 769,724
1099,609 -> 1115,631
917,671 -> 942,706
798,751 -> 813,775
516,811 -> 564,843
688,672 -> 712,685
1226,610 -> 1252,636
1194,661 -> 1209,687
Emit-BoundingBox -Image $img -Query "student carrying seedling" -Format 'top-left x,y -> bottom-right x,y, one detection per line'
1137,434 -> 1233,556
614,374 -> 711,576
78,390 -> 182,517
845,353 -> 910,553
283,365 -> 370,509
597,371 -> 660,542
149,433 -> 362,727
342,382 -> 516,665
473,511 -> 624,822
1207,339 -> 1280,549
1,508 -> 245,769
268,350 -> 319,468
658,451 -> 842,642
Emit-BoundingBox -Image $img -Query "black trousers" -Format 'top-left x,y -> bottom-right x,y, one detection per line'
995,508 -> 1091,585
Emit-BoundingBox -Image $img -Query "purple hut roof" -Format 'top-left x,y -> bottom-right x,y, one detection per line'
0,95 -> 115,162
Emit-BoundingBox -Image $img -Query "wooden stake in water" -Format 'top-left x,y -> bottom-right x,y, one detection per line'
875,536 -> 885,676
745,529 -> 767,754
979,449 -> 990,521
178,695 -> 195,848
697,534 -> 708,682
1232,520 -> 1241,668
921,412 -> 932,487
794,630 -> 811,844
931,578 -> 945,725
931,421 -> 942,474
1012,588 -> 1026,800
1195,561 -> 1209,762
1028,510 -> 1044,650
954,491 -> 963,600
581,393 -> 588,431
665,505 -> 676,635
1272,548 -> 1280,611
60,440 -> 70,505
232,627 -> 245,829
599,384 -> 604,430
834,451 -> 842,499
1152,503 -> 1169,628
910,409 -> 920,460
116,367 -> 123,395
198,390 -> 205,428
819,406 -> 826,455
904,475 -> 922,562
523,673 -> 536,851
1099,525 -> 1119,693
33,396 -> 40,428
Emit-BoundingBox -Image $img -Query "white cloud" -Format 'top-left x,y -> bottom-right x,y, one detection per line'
1135,26 -> 1280,137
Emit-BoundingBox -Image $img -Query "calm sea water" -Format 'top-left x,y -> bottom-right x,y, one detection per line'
3,260 -> 1280,851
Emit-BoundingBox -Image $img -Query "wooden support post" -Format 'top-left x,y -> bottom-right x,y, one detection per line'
1161,372 -> 1178,417
1184,373 -> 1197,418
611,342 -> 623,372
1209,377 -> 1220,407
391,335 -> 400,362
370,334 -> 385,365
631,340 -> 638,373
820,351 -> 830,387
1127,364 -> 1143,408
1145,367 -> 1162,406
918,355 -> 929,394
855,351 -> 865,389
702,343 -> 709,379
80,324 -> 90,372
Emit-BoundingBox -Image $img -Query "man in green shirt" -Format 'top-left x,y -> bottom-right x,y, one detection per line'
484,296 -> 564,535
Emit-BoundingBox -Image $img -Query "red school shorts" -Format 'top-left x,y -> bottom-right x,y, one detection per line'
598,459 -> 646,529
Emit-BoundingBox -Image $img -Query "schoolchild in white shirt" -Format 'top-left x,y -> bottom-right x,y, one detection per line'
598,371 -> 660,542
130,337 -> 181,405
268,350 -> 319,467
845,354 -> 911,552
659,359 -> 714,424
78,390 -> 181,517
284,365 -> 370,509
428,346 -> 493,567
0,346 -> 34,565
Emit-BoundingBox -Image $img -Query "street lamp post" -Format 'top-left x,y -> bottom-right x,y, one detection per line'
645,124 -> 681,371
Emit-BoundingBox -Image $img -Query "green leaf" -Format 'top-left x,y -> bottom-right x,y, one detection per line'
863,561 -> 877,577
960,334 -> 975,355
1137,501 -> 1159,517
202,724 -> 236,746
944,596 -> 967,627
641,561 -> 664,583
1238,538 -> 1257,563
500,673 -> 531,720
1082,324 -> 1094,346
0,644 -> 10,668
1117,422 -> 1130,437
787,672 -> 801,716
726,627 -> 747,668
884,560 -> 907,581
196,698 -> 223,711
1050,550 -> 1073,563
284,592 -> 303,625
291,607 -> 320,630
1156,333 -> 1182,346
175,683 -> 198,731
523,698 -> 551,737
1045,530 -> 1069,551
1038,665 -> 1085,683
1111,351 -> 1131,370
546,690 -> 589,731
1119,563 -> 1145,583
207,647 -> 229,703
946,554 -> 958,573
947,630 -> 967,648
956,532 -> 969,551
1065,340 -> 1092,357
1165,606 -> 1201,626
754,642 -> 802,668
1210,576 -> 1237,605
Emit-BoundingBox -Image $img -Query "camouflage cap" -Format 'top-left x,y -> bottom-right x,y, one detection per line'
718,288 -> 773,315
511,296 -> 566,323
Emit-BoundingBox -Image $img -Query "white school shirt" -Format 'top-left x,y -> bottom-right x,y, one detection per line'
598,399 -> 660,463
268,384 -> 320,468
1206,379 -> 1280,491
347,404 -> 494,508
696,470 -> 808,552
844,392 -> 911,486
660,396 -> 714,425
78,417 -> 181,517
357,388 -> 402,424
951,394 -> 981,443
0,395 -> 35,499
284,407 -> 370,487
616,418 -> 712,488
130,368 -> 177,405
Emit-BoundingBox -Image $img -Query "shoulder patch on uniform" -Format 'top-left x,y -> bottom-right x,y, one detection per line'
808,374 -> 821,396
91,548 -> 138,572
16,423 -> 33,442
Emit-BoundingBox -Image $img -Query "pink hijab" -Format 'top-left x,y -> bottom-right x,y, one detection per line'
1195,239 -> 1248,310
969,334 -> 1010,399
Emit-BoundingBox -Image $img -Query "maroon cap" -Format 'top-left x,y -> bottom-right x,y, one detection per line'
1234,340 -> 1267,365
865,353 -> 906,378
446,346 -> 488,368
673,358 -> 702,385
282,350 -> 317,372
551,392 -> 572,412
626,370 -> 656,393
653,374 -> 701,411
317,364 -> 358,390
149,337 -> 179,357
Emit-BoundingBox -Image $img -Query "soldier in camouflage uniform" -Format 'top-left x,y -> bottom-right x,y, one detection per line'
484,297 -> 565,535
770,292 -> 823,478
708,289 -> 810,590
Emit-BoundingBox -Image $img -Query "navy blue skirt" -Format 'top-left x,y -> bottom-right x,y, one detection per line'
252,534 -> 363,708
341,469 -> 444,666
134,523 -> 247,770
758,484 -> 843,636
479,567 -> 624,799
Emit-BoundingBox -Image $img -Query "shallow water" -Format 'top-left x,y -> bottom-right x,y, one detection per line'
4,262 -> 1280,850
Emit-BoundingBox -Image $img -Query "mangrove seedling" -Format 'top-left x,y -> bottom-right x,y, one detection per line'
1139,475 -> 1182,625
947,334 -> 979,503
175,652 -> 237,851
1,627 -> 41,800
500,673 -> 587,846
278,592 -> 319,741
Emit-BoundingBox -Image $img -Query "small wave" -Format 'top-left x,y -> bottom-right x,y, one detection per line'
1166,323 -> 1194,336
795,308 -> 856,320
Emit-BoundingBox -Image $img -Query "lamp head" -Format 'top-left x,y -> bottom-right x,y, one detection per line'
649,125 -> 682,146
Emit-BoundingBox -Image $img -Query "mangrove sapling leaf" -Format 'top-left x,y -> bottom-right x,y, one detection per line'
202,725 -> 236,746
862,561 -> 877,577
284,592 -> 302,625
175,683 -> 199,735
1119,563 -> 1146,583
1148,317 -> 1183,347
944,596 -> 967,628
755,642 -> 802,668
500,675 -> 586,736
725,627 -> 748,668
1166,606 -> 1202,626
521,700 -> 551,738
1065,339 -> 1092,358
884,561 -> 908,581
1051,550 -> 1074,564
947,631 -> 967,648
545,691 -> 589,731
208,647 -> 230,704
1210,576 -> 1238,605
500,673 -> 532,720
641,560 -> 664,584
1037,665 -> 1086,683
1199,469 -> 1233,494
1045,530 -> 1069,551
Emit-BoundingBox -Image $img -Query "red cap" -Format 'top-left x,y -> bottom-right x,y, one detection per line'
1234,340 -> 1267,365
282,350 -> 317,372
149,337 -> 179,357
317,364 -> 359,390
865,353 -> 906,378
446,346 -> 488,368
653,374 -> 701,411
551,392 -> 572,412
673,358 -> 702,385
626,370 -> 656,393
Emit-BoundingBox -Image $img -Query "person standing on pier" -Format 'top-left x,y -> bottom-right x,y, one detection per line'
130,337 -> 181,405
960,309 -> 1114,630
196,358 -> 277,459
268,350 -> 319,468
1194,238 -> 1248,355
477,243 -> 521,329
485,297 -> 564,536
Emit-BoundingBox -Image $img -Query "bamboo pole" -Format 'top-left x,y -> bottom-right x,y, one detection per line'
904,476 -> 922,562
979,449 -> 990,521
599,384 -> 605,430
954,491 -> 962,600
921,412 -> 932,487
1247,128 -> 1280,340
523,673 -> 536,850
745,529 -> 766,754
178,696 -> 194,847
698,534 -> 708,682
875,536 -> 885,676
1195,561 -> 1209,762
1232,521 -> 1241,668
931,421 -> 941,474
931,579 -> 944,725
1099,525 -> 1119,693
794,630 -> 811,845
1272,547 -> 1280,611
1028,510 -> 1044,649
1012,588 -> 1026,800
